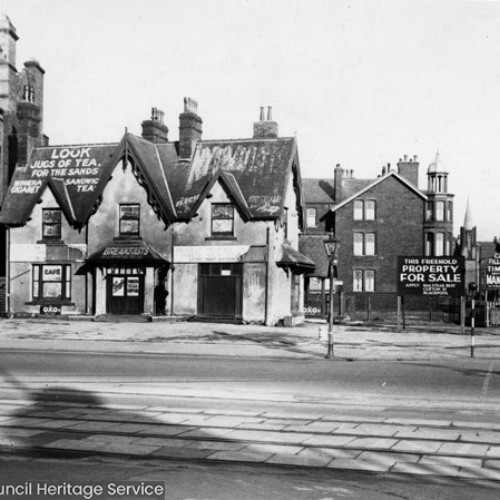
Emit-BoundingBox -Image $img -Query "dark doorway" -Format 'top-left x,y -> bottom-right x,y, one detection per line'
107,274 -> 144,315
198,263 -> 242,320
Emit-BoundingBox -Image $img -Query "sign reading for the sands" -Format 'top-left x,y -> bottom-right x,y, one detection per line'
24,147 -> 108,192
9,145 -> 117,217
397,256 -> 465,296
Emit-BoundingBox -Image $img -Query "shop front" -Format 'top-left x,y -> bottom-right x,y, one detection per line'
84,237 -> 169,316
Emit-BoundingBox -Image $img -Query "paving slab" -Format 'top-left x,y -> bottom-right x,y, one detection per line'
208,450 -> 274,462
438,442 -> 490,456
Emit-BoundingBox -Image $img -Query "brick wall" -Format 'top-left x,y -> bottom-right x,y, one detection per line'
336,175 -> 425,315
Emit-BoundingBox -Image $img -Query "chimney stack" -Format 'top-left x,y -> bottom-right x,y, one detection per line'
253,106 -> 278,139
178,97 -> 202,159
397,154 -> 419,187
17,59 -> 45,169
141,107 -> 169,143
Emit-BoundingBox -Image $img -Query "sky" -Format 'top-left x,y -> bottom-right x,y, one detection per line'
2,0 -> 500,240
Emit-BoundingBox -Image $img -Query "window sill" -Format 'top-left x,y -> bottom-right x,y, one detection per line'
26,300 -> 75,306
205,236 -> 237,241
37,239 -> 64,245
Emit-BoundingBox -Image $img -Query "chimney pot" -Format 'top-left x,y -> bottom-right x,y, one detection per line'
259,106 -> 265,121
267,106 -> 272,121
404,154 -> 408,161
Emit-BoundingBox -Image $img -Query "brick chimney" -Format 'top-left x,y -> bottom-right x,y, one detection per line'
17,59 -> 45,167
253,106 -> 278,139
334,163 -> 343,202
141,107 -> 169,143
178,97 -> 202,159
397,154 -> 419,187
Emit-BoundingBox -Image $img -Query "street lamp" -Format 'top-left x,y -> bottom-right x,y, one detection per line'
323,231 -> 338,359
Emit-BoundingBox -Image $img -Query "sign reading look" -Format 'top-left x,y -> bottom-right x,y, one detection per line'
397,256 -> 465,296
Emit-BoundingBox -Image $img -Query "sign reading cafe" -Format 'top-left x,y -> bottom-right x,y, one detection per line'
397,256 -> 465,296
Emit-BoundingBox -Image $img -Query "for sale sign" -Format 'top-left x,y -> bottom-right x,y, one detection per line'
397,256 -> 465,296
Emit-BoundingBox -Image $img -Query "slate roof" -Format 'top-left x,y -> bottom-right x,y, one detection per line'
299,235 -> 330,278
0,143 -> 118,226
170,138 -> 298,220
0,134 -> 300,227
301,178 -> 335,203
277,244 -> 316,274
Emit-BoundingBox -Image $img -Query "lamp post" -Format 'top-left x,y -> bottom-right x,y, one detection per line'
468,282 -> 477,358
323,231 -> 338,359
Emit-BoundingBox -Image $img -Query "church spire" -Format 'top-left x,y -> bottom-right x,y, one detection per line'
463,197 -> 473,230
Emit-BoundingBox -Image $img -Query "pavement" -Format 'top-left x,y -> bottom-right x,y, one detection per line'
0,317 -> 500,484
0,316 -> 499,360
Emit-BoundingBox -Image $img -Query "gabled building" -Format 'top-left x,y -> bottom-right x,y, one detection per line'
0,100 -> 313,325
300,155 -> 455,320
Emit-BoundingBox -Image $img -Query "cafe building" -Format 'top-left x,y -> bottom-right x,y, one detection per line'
0,102 -> 314,324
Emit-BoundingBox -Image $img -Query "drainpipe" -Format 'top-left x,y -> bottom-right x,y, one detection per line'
265,225 -> 274,326
170,228 -> 175,316
6,227 -> 10,317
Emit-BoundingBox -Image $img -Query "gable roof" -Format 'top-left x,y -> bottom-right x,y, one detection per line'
330,170 -> 427,213
0,134 -> 300,228
168,138 -> 298,220
0,143 -> 118,226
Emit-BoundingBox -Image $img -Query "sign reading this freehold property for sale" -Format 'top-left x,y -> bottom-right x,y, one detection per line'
397,256 -> 465,296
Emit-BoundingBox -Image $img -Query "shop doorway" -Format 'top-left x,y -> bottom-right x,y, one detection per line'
107,274 -> 144,315
198,263 -> 242,320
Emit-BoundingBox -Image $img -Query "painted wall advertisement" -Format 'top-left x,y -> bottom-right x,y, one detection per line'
485,254 -> 500,289
397,256 -> 465,296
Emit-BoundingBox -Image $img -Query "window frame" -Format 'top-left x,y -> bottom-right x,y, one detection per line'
306,207 -> 317,228
353,232 -> 376,256
119,204 -> 141,236
42,208 -> 62,240
211,203 -> 235,237
353,269 -> 375,293
32,264 -> 72,302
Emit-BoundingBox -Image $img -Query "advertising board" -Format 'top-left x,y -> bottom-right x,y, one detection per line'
397,256 -> 465,296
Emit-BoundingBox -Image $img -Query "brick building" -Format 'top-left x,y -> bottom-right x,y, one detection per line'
0,15 -> 48,311
300,154 -> 456,321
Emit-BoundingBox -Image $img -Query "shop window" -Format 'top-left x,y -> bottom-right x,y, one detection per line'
211,204 -> 234,236
354,232 -> 376,256
306,207 -> 317,227
32,264 -> 71,301
119,204 -> 140,236
42,208 -> 62,239
353,269 -> 375,292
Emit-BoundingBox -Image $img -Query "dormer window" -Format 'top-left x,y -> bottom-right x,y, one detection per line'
119,204 -> 140,236
42,208 -> 61,239
211,204 -> 234,236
